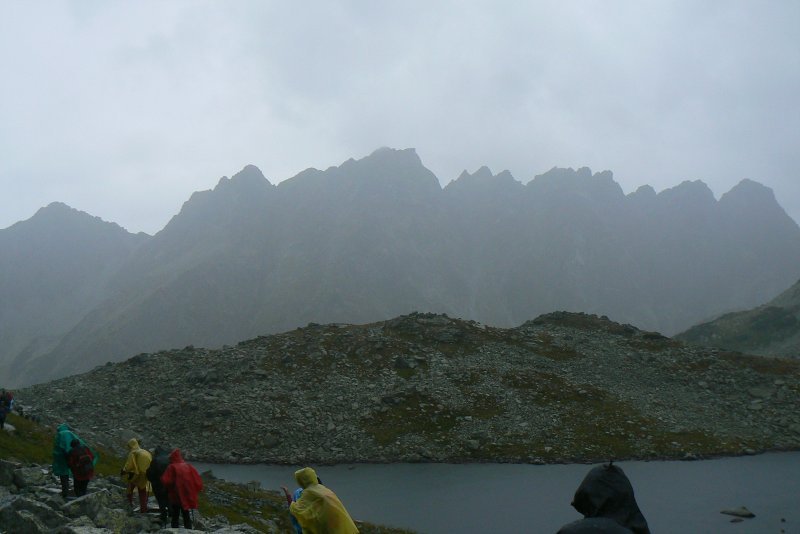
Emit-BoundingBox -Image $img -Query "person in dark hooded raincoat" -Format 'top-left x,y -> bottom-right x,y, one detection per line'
146,445 -> 172,524
289,467 -> 359,534
557,462 -> 650,534
160,448 -> 203,529
52,423 -> 97,498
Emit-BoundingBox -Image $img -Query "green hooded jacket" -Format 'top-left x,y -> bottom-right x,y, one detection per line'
52,423 -> 98,477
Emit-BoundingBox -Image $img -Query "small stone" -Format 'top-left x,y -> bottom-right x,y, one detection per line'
721,506 -> 755,518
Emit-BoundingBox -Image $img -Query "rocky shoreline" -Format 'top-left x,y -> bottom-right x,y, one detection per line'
18,312 -> 800,466
0,458 -> 281,533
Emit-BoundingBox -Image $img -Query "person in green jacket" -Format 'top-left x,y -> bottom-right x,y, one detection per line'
52,423 -> 97,498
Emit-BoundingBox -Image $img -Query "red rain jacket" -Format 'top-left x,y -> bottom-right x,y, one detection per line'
160,449 -> 203,509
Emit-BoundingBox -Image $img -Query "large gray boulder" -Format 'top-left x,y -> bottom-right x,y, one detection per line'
1,509 -> 50,533
0,495 -> 70,528
12,466 -> 49,488
0,458 -> 21,485
91,507 -> 132,532
61,489 -> 114,520
51,526 -> 114,534
207,526 -> 267,533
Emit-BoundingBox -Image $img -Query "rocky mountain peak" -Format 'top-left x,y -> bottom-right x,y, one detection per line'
445,166 -> 521,194
6,201 -> 132,238
628,184 -> 658,204
719,178 -> 783,214
658,179 -> 716,204
228,164 -> 272,187
212,164 -> 273,194
527,166 -> 624,201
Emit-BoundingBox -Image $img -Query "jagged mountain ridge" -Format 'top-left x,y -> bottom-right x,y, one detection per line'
3,147 -> 800,386
18,312 -> 800,465
676,278 -> 800,358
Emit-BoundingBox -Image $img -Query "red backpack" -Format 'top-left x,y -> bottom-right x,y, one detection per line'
72,445 -> 94,477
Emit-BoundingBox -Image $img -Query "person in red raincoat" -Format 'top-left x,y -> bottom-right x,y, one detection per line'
160,448 -> 203,529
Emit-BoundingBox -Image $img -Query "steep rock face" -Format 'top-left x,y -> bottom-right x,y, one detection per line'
4,149 -> 800,386
18,312 -> 800,465
677,278 -> 800,358
0,203 -> 147,383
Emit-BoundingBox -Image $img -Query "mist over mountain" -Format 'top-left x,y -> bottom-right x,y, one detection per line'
3,147 -> 800,386
676,278 -> 800,358
0,203 -> 147,384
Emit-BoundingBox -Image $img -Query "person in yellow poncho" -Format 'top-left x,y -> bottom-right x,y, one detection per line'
288,467 -> 359,534
121,438 -> 153,512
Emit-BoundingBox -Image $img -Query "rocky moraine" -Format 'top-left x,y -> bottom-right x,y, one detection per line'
19,312 -> 800,465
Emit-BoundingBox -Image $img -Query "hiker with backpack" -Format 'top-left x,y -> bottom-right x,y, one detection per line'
0,388 -> 14,412
146,446 -> 172,524
66,438 -> 96,496
121,438 -> 153,512
286,467 -> 359,534
160,448 -> 203,529
52,423 -> 93,499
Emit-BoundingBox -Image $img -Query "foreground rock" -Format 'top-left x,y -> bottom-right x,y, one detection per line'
720,506 -> 756,518
0,460 -> 280,533
19,312 -> 800,465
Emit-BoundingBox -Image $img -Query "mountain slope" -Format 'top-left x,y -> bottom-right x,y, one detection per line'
676,278 -> 800,358
18,312 -> 800,465
0,203 -> 147,382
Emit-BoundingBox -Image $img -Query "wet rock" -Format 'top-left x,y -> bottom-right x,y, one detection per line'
0,495 -> 70,528
208,525 -> 268,533
262,434 -> 280,449
0,459 -> 21,485
0,508 -> 50,533
748,387 -> 774,399
13,466 -> 48,488
52,524 -> 112,533
61,489 -> 113,520
721,506 -> 756,518
91,507 -> 130,531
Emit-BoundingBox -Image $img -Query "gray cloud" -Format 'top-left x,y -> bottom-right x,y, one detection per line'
1,1 -> 798,233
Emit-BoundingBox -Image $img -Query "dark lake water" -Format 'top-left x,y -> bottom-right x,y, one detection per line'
196,452 -> 800,533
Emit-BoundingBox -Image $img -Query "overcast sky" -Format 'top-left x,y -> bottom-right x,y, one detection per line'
1,1 -> 798,234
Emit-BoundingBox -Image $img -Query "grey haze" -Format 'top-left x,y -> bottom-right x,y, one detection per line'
1,2 -> 799,234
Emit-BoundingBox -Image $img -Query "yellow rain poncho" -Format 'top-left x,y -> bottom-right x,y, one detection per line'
290,467 -> 359,534
122,438 -> 152,490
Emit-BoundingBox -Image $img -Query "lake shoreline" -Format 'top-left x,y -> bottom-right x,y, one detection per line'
197,451 -> 800,534
192,443 -> 800,467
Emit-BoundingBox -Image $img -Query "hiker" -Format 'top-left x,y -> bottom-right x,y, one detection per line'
121,438 -> 153,512
0,389 -> 12,410
52,423 -> 89,498
282,473 -> 324,534
286,467 -> 358,534
557,462 -> 650,534
0,396 -> 8,430
146,446 -> 172,524
0,389 -> 12,429
160,448 -> 203,529
66,438 -> 95,496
